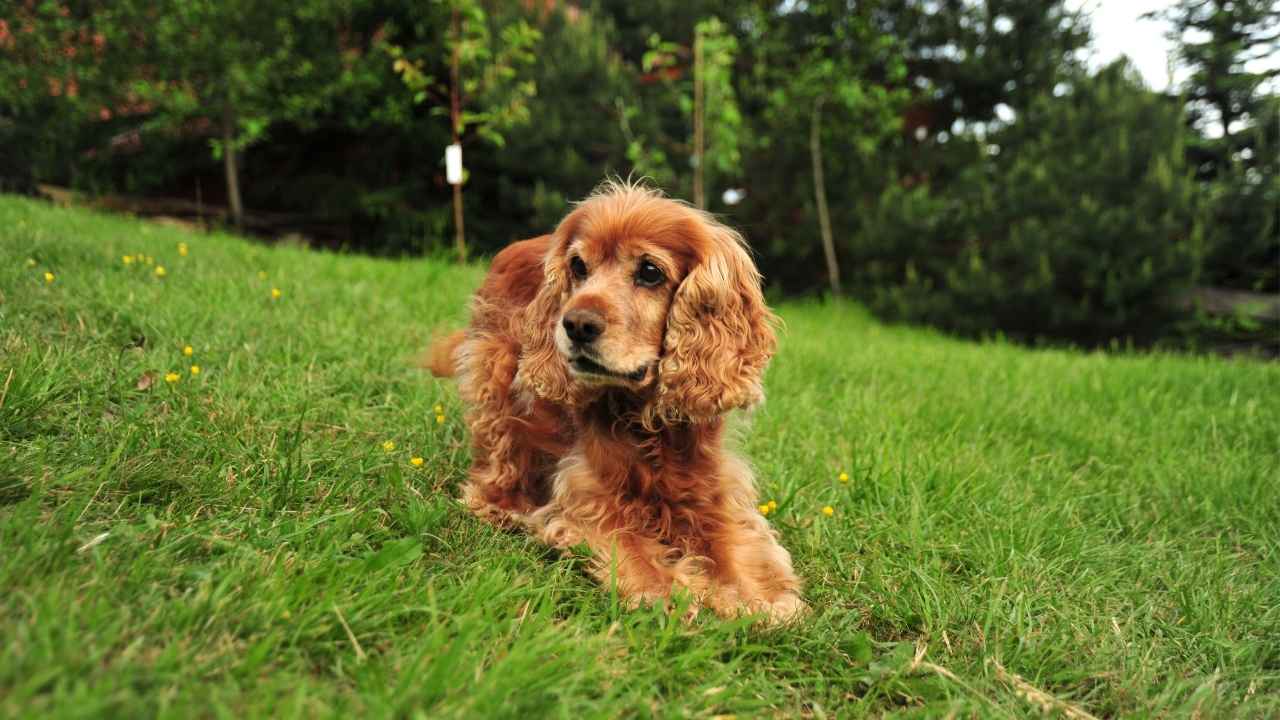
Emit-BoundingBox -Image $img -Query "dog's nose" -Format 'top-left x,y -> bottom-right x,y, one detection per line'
562,309 -> 604,344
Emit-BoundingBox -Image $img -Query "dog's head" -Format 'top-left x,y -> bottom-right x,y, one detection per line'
518,181 -> 776,424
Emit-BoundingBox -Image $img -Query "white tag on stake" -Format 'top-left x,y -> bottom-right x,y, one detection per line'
445,143 -> 463,185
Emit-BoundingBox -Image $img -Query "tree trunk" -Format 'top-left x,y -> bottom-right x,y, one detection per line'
692,29 -> 705,210
810,96 -> 841,296
450,6 -> 466,262
221,103 -> 244,231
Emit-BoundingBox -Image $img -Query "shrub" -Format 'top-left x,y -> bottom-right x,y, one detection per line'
857,62 -> 1206,346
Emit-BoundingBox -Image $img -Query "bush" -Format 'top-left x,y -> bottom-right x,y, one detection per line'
856,62 -> 1205,346
1200,114 -> 1279,293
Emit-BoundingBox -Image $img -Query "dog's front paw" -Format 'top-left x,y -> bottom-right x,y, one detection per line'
755,593 -> 808,626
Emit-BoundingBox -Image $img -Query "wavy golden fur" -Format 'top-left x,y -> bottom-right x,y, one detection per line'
432,180 -> 804,623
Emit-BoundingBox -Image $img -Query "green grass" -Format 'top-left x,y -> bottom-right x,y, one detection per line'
2,195 -> 1278,718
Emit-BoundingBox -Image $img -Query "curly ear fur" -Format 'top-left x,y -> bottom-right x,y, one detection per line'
648,219 -> 778,426
514,234 -> 573,403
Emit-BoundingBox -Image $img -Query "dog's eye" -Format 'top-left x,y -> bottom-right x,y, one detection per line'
635,260 -> 666,287
569,255 -> 588,280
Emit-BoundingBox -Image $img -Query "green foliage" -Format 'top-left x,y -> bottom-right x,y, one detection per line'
3,197 -> 1279,716
860,62 -> 1206,345
0,2 -> 136,190
1200,108 -> 1280,293
1152,0 -> 1280,293
3,0 -> 1270,347
732,0 -> 909,289
119,0 -> 358,157
386,0 -> 541,148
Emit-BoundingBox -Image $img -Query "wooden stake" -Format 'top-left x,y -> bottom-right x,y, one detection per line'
221,101 -> 244,231
810,96 -> 841,296
450,4 -> 466,262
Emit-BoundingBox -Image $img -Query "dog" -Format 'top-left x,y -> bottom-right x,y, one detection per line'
430,180 -> 804,623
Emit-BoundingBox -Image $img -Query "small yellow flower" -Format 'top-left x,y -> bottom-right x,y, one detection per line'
758,504 -> 771,516
768,500 -> 778,511
433,403 -> 444,414
270,287 -> 282,300
164,372 -> 180,384
154,265 -> 167,278
122,255 -> 134,265
393,58 -> 407,73
178,242 -> 189,257
258,271 -> 268,280
435,414 -> 445,424
382,440 -> 396,452
183,345 -> 194,357
410,457 -> 424,467
822,505 -> 835,517
26,258 -> 37,267
838,471 -> 849,483
189,365 -> 201,376
43,271 -> 55,284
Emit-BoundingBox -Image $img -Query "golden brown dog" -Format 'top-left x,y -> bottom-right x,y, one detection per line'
431,180 -> 803,623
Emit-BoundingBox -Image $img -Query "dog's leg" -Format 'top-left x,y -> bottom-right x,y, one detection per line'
703,512 -> 806,624
702,456 -> 807,624
533,458 -> 713,614
455,333 -> 550,528
539,514 -> 713,615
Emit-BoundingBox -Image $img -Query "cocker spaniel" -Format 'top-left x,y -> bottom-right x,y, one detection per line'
430,180 -> 804,623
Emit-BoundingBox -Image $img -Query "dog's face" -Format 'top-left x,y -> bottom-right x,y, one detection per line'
520,182 -> 777,424
553,233 -> 688,388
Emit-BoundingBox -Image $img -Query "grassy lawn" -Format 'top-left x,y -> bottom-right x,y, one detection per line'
2,195 -> 1278,718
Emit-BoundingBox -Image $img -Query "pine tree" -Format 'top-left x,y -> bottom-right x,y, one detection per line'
1149,0 -> 1279,291
861,62 -> 1206,345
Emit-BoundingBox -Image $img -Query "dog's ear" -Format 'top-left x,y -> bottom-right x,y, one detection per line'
515,233 -> 574,403
649,218 -> 777,425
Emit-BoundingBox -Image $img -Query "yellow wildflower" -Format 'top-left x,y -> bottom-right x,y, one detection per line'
178,242 -> 189,257
433,403 -> 444,414
271,287 -> 282,300
768,500 -> 778,511
822,505 -> 834,517
189,365 -> 201,376
382,440 -> 396,452
838,471 -> 849,483
26,258 -> 37,267
758,504 -> 771,516
164,372 -> 180,384
435,414 -> 445,424
183,345 -> 194,357
43,272 -> 55,284
122,255 -> 134,265
410,457 -> 424,467
154,265 -> 167,278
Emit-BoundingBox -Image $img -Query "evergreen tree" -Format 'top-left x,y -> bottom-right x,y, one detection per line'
861,62 -> 1205,345
1149,0 -> 1278,292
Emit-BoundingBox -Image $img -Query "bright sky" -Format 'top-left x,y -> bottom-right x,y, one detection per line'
1070,0 -> 1183,89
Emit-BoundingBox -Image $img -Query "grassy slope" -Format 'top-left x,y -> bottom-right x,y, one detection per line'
2,195 -> 1278,718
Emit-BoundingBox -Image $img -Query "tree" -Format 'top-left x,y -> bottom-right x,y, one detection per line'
0,2 -> 138,192
387,0 -> 540,261
639,17 -> 742,208
113,1 -> 359,229
733,0 -> 908,292
1149,0 -> 1278,148
1149,0 -> 1279,292
860,62 -> 1205,345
